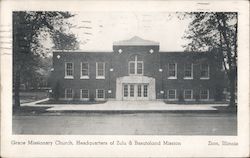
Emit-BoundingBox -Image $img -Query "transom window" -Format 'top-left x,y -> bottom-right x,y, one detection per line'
96,89 -> 105,99
200,63 -> 209,79
65,88 -> 73,99
96,62 -> 105,79
184,89 -> 193,100
184,63 -> 193,79
168,63 -> 177,79
200,89 -> 209,100
80,89 -> 89,99
81,62 -> 89,79
129,55 -> 143,75
65,62 -> 74,79
168,89 -> 176,100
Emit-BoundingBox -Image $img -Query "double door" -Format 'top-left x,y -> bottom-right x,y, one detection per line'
122,83 -> 149,100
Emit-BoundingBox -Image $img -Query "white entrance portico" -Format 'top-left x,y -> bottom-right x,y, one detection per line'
116,76 -> 156,100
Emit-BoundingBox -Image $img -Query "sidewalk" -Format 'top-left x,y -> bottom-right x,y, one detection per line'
21,99 -> 228,112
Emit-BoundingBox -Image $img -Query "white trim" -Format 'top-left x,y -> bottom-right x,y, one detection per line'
168,63 -> 177,79
184,89 -> 193,100
200,89 -> 209,100
167,89 -> 177,100
200,63 -> 210,80
184,63 -> 193,79
65,62 -> 74,79
96,62 -> 105,79
80,89 -> 89,100
96,89 -> 105,100
80,62 -> 89,79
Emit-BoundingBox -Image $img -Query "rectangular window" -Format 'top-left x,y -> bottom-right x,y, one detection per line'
96,89 -> 105,99
81,62 -> 89,79
168,89 -> 176,99
130,85 -> 134,97
65,62 -> 74,79
137,62 -> 143,75
129,62 -> 135,74
123,85 -> 128,97
184,63 -> 193,79
65,88 -> 73,99
200,63 -> 209,79
96,62 -> 105,79
137,85 -> 142,97
200,89 -> 209,100
168,63 -> 177,79
143,85 -> 148,97
184,89 -> 193,100
81,89 -> 89,99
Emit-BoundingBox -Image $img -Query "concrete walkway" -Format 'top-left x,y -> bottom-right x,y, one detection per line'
21,99 -> 228,112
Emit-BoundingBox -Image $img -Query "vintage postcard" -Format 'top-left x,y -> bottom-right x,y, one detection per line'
0,0 -> 249,157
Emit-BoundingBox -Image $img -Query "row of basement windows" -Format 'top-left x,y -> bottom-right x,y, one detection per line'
65,89 -> 105,100
65,88 -> 210,100
168,89 -> 210,100
65,62 -> 210,80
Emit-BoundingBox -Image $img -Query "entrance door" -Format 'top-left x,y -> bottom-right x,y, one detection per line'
123,84 -> 149,100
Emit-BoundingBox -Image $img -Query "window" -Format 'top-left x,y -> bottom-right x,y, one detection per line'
65,88 -> 73,99
200,63 -> 209,79
168,63 -> 177,79
184,63 -> 193,79
168,89 -> 176,100
96,62 -> 105,79
96,89 -> 105,99
128,55 -> 143,75
130,85 -> 134,97
184,89 -> 193,100
81,62 -> 89,79
65,62 -> 74,79
143,85 -> 148,97
137,85 -> 142,97
124,85 -> 128,97
80,89 -> 89,99
200,89 -> 209,100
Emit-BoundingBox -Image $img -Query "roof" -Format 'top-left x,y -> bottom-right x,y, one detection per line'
113,36 -> 159,46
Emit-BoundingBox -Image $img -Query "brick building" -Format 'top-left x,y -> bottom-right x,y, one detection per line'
50,36 -> 226,102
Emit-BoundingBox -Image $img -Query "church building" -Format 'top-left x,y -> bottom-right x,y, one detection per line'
50,36 -> 225,102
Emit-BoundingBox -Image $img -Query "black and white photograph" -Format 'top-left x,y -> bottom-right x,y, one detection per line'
12,11 -> 238,135
0,0 -> 249,157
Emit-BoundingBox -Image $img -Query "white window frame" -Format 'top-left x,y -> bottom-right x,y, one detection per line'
184,89 -> 194,101
128,55 -> 143,75
168,63 -> 177,79
80,62 -> 89,79
167,89 -> 177,101
64,62 -> 74,79
184,63 -> 193,79
80,89 -> 89,100
65,88 -> 73,99
96,89 -> 105,100
200,63 -> 210,80
96,62 -> 105,79
200,89 -> 209,101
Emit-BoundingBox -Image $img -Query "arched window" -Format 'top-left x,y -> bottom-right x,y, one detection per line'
128,55 -> 143,75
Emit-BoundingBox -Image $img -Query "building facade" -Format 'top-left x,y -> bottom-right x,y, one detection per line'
50,36 -> 226,102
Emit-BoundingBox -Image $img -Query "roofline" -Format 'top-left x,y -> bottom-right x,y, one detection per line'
53,50 -> 113,53
113,42 -> 159,46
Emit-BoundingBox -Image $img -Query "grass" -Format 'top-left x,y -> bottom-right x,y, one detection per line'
13,106 -> 50,115
19,90 -> 48,104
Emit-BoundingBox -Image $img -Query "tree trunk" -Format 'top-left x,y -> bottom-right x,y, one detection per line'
228,70 -> 236,107
14,69 -> 21,109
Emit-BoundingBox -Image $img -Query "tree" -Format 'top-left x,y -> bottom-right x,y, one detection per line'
13,11 -> 79,108
183,12 -> 237,107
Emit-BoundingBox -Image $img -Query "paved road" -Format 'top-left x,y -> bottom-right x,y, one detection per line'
13,112 -> 237,135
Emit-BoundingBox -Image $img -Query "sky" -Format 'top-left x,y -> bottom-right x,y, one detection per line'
66,12 -> 191,52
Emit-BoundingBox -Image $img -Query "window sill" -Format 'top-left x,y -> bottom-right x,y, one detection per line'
183,77 -> 193,80
200,77 -> 210,80
184,99 -> 195,101
168,77 -> 177,80
80,76 -> 89,79
96,76 -> 105,79
64,76 -> 74,79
